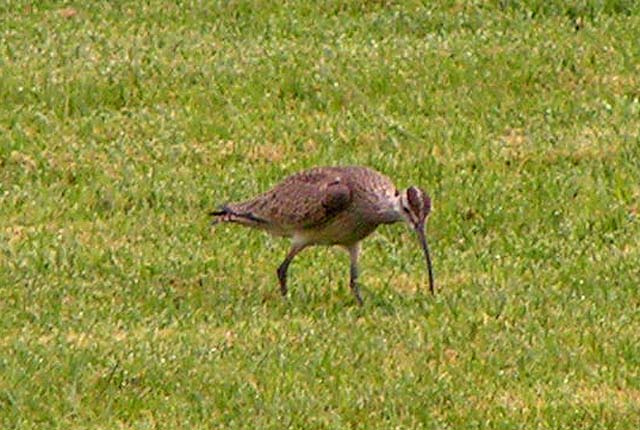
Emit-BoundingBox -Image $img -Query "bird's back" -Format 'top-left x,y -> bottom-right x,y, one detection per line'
216,166 -> 399,242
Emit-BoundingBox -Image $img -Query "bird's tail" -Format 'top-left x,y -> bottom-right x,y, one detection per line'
209,205 -> 267,226
209,205 -> 233,225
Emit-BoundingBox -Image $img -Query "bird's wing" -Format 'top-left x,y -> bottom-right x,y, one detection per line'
230,169 -> 353,229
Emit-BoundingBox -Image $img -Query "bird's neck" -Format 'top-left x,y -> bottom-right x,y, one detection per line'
376,195 -> 404,224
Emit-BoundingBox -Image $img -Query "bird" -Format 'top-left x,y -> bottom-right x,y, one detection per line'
210,166 -> 434,305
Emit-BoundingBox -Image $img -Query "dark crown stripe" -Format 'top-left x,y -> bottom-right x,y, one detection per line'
406,186 -> 422,214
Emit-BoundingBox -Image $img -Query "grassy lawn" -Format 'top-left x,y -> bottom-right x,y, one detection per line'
1,0 -> 639,428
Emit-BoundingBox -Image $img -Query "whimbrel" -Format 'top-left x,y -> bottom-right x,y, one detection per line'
210,166 -> 434,304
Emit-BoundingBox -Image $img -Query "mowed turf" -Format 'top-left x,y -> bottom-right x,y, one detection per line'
1,1 -> 639,428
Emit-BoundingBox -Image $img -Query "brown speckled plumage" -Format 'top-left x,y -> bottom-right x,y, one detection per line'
210,166 -> 434,304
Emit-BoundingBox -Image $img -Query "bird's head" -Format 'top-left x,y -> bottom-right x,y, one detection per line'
398,186 -> 435,294
399,186 -> 431,229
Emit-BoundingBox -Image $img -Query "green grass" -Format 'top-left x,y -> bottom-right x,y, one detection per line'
1,0 -> 640,428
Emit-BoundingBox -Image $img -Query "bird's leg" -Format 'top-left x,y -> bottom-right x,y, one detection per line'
277,244 -> 305,298
348,243 -> 363,306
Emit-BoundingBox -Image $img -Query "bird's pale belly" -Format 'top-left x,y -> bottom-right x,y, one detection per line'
292,212 -> 379,247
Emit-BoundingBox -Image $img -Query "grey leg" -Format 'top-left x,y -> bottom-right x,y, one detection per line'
348,244 -> 363,306
277,244 -> 305,297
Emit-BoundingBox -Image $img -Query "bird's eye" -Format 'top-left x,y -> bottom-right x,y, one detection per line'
403,207 -> 411,214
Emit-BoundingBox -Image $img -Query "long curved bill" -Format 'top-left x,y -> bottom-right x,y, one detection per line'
415,225 -> 435,294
